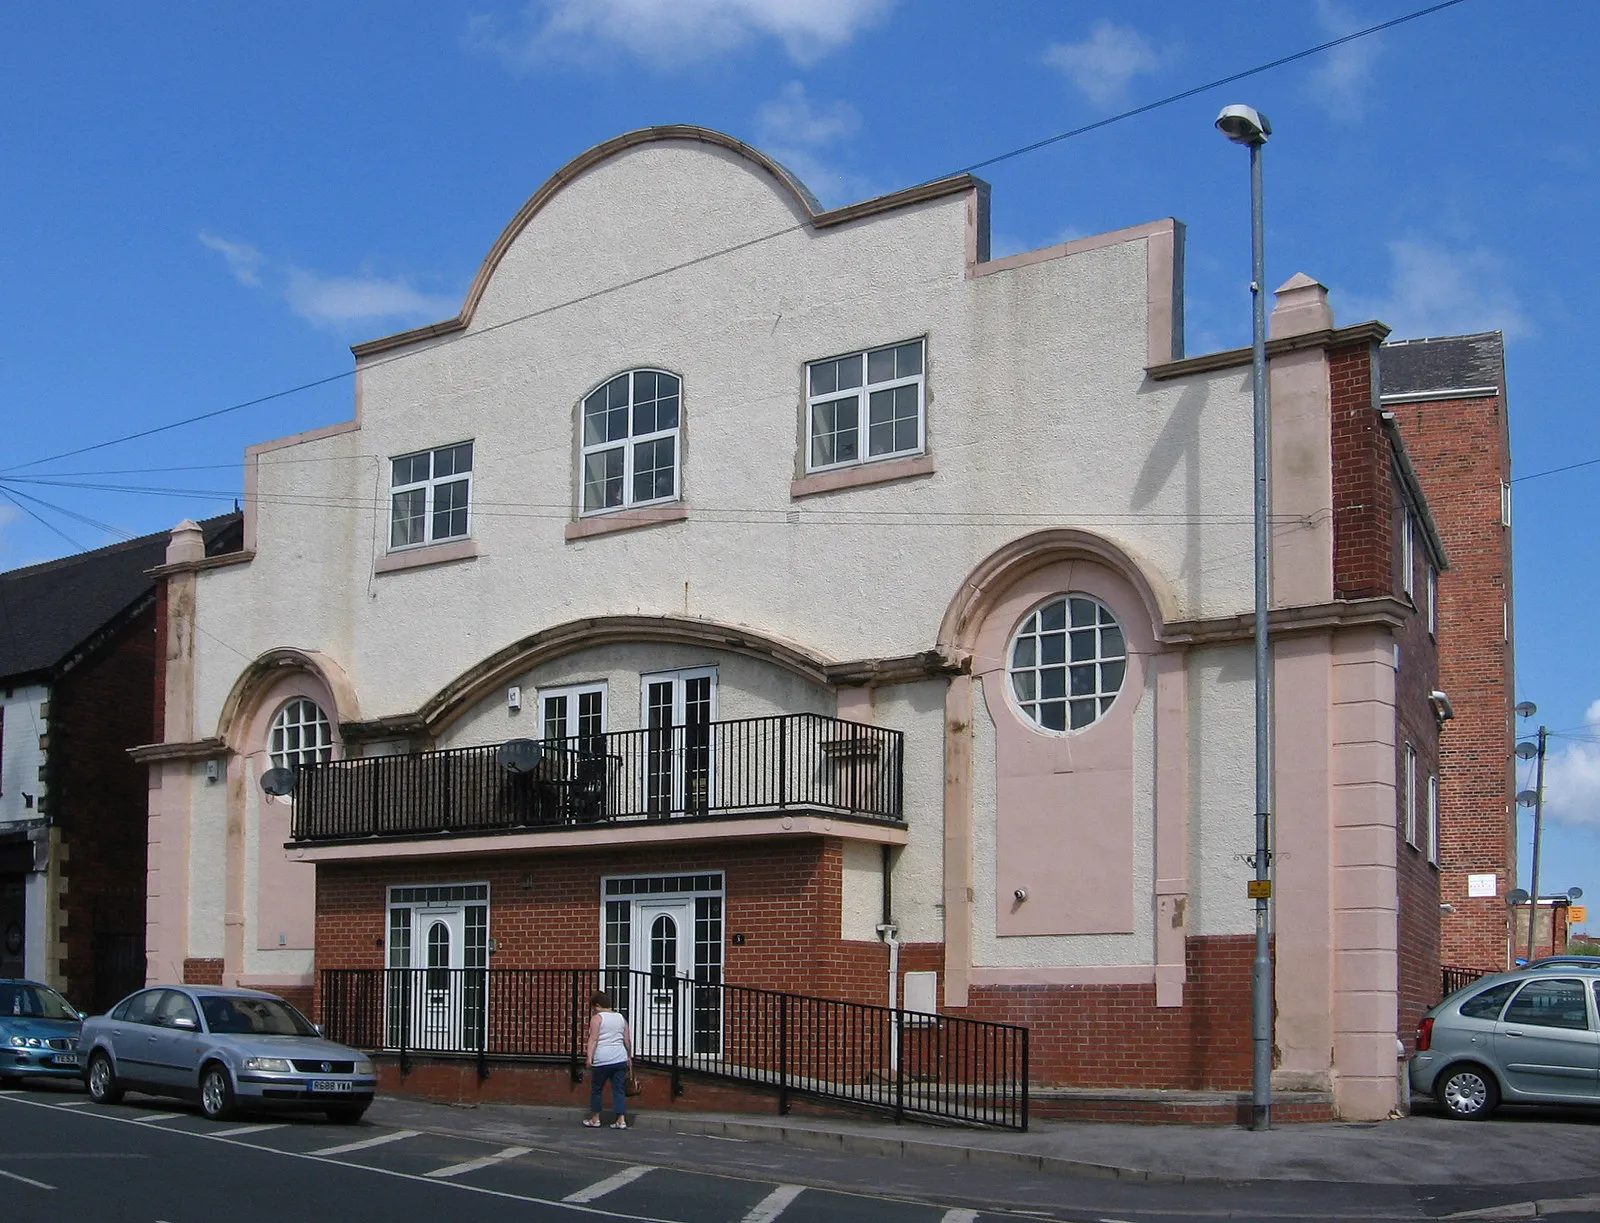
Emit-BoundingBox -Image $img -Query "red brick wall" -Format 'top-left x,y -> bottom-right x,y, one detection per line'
183,957 -> 224,985
1330,342 -> 1394,599
49,602 -> 158,1011
1385,391 -> 1514,971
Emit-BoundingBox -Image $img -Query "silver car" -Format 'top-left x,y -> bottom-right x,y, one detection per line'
1411,966 -> 1600,1119
80,986 -> 376,1123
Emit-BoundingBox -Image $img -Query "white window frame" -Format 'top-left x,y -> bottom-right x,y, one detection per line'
389,440 -> 474,551
1501,479 -> 1513,528
1401,509 -> 1416,599
639,667 -> 719,727
538,682 -> 608,743
1006,593 -> 1128,735
805,338 -> 926,473
579,369 -> 682,517
268,697 -> 334,771
1403,743 -> 1418,847
1427,772 -> 1441,866
1427,564 -> 1439,637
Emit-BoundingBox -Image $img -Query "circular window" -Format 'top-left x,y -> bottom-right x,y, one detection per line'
1008,595 -> 1127,732
268,697 -> 333,770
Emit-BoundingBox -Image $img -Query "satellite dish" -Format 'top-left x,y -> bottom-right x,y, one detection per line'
1516,790 -> 1540,808
1508,888 -> 1530,906
260,767 -> 297,797
1570,887 -> 1585,901
496,739 -> 544,775
1515,743 -> 1539,760
1515,701 -> 1538,718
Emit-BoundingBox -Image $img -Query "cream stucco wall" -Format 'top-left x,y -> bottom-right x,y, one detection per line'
1183,644 -> 1257,938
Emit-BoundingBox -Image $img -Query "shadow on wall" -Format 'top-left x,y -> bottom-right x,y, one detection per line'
1131,381 -> 1215,613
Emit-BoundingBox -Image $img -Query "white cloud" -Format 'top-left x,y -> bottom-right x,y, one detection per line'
1542,702 -> 1600,830
283,269 -> 457,329
756,80 -> 871,210
1344,238 -> 1530,340
465,0 -> 894,67
1305,0 -> 1381,118
1043,20 -> 1165,108
198,232 -> 265,286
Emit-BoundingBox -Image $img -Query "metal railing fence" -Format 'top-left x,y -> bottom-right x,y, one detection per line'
320,967 -> 1028,1131
294,713 -> 903,842
1441,965 -> 1490,997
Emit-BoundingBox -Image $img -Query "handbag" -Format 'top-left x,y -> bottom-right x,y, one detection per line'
625,1065 -> 642,1096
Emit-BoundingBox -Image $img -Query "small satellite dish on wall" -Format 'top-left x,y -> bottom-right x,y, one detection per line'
260,767 -> 297,797
496,739 -> 544,775
1508,888 -> 1531,906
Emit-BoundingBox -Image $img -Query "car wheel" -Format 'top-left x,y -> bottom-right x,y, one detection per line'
86,1053 -> 123,1105
1438,1063 -> 1499,1120
199,1062 -> 237,1122
325,1105 -> 369,1125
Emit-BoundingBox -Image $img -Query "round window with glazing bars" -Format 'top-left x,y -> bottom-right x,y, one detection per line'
1008,595 -> 1127,732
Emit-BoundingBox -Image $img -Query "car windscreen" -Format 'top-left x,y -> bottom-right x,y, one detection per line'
199,995 -> 318,1037
0,983 -> 78,1021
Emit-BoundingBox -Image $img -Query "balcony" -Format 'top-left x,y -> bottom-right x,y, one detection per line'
290,712 -> 904,845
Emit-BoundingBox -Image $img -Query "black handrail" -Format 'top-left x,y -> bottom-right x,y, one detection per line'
1442,965 -> 1490,996
293,713 -> 904,842
320,966 -> 1028,1131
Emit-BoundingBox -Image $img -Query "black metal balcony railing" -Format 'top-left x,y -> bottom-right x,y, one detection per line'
292,713 -> 904,843
321,967 -> 1029,1131
1442,965 -> 1490,997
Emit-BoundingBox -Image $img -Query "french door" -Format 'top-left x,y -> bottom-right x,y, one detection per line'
642,668 -> 716,817
386,885 -> 488,1051
630,900 -> 693,1058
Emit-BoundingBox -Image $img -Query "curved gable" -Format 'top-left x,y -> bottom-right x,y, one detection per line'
353,125 -> 977,357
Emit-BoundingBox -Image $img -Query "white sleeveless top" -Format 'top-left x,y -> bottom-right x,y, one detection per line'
593,1011 -> 629,1066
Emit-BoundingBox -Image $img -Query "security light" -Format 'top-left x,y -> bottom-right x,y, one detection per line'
1215,104 -> 1271,146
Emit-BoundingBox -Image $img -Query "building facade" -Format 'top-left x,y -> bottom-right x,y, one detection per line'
1381,334 -> 1514,972
137,126 -> 1447,1119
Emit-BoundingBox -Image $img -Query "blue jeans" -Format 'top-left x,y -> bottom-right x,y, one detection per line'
590,1062 -> 627,1116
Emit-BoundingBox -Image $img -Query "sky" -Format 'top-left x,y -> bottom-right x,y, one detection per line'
2,1 -> 1596,921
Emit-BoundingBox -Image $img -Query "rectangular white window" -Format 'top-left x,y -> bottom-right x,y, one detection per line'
539,683 -> 606,744
581,370 -> 681,515
806,339 -> 925,472
1427,773 -> 1440,865
1501,479 -> 1513,528
390,441 -> 473,550
1401,509 -> 1415,598
1427,565 -> 1438,636
1404,743 -> 1418,847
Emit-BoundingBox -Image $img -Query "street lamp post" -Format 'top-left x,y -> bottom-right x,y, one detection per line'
1515,715 -> 1548,964
1216,103 -> 1274,1133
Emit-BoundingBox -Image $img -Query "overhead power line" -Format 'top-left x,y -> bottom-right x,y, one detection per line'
3,0 -> 1474,482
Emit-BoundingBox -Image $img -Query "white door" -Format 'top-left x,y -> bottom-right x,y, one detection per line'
410,908 -> 466,1050
641,668 -> 716,816
631,900 -> 692,1057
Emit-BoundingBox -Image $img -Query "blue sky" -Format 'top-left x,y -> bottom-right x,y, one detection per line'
2,1 -> 1595,919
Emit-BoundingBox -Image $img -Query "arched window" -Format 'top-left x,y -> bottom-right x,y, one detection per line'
1008,594 -> 1127,732
268,698 -> 333,770
580,369 -> 681,514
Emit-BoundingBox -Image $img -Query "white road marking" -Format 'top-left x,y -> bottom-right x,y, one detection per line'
563,1164 -> 656,1203
425,1145 -> 531,1179
743,1184 -> 805,1223
0,1168 -> 55,1190
47,1099 -> 95,1107
131,1112 -> 184,1122
309,1128 -> 420,1156
207,1122 -> 287,1138
941,1211 -> 979,1223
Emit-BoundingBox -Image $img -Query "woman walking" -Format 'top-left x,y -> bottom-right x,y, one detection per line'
583,990 -> 632,1129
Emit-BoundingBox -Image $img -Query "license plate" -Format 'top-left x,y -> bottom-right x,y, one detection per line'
310,1079 -> 352,1093
52,1053 -> 78,1066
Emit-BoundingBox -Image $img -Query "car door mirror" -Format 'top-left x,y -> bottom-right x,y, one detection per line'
170,1016 -> 198,1031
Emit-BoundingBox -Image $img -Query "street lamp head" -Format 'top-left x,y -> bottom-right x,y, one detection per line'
1216,104 -> 1271,146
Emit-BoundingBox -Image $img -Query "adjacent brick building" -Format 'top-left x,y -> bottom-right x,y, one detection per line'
1381,334 -> 1514,973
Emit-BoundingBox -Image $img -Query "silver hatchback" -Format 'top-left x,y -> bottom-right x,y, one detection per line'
1411,966 -> 1600,1119
80,986 -> 376,1123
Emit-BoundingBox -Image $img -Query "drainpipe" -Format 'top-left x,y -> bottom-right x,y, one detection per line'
877,922 -> 900,1072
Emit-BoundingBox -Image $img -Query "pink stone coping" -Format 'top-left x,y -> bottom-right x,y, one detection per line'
373,538 -> 481,574
790,454 -> 936,499
565,505 -> 688,540
287,813 -> 908,863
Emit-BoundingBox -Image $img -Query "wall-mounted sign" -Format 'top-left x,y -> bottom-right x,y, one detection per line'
1467,873 -> 1498,898
1570,905 -> 1588,925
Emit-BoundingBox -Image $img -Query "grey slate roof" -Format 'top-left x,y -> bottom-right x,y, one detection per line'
0,513 -> 240,684
1380,332 -> 1504,398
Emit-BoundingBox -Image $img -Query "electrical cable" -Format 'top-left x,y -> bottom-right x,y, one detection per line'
2,0 -> 1474,480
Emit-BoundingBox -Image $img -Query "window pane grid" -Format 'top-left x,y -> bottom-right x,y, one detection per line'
390,441 -> 473,550
269,698 -> 333,770
581,369 -> 681,515
1008,595 -> 1127,733
806,338 -> 925,472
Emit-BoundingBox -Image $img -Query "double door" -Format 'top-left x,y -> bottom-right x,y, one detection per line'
644,669 -> 715,817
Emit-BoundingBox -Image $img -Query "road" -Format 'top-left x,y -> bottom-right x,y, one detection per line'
4,1083 -> 1600,1223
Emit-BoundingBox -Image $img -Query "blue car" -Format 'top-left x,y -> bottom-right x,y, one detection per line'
0,979 -> 83,1084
